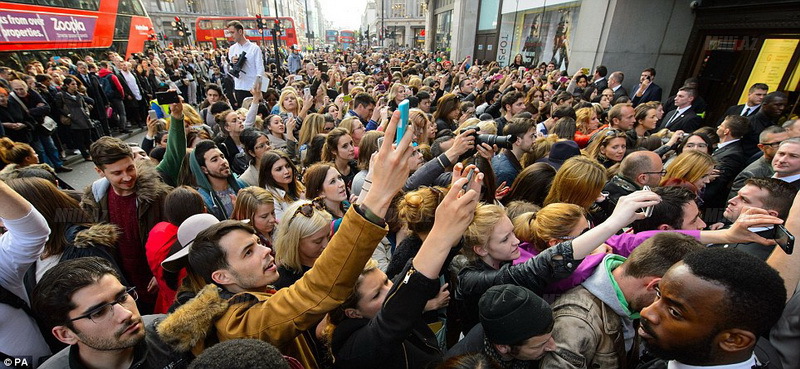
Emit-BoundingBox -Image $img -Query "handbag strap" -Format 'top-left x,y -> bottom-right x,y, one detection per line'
9,93 -> 29,113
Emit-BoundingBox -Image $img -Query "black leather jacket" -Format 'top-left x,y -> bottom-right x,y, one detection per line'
455,241 -> 580,334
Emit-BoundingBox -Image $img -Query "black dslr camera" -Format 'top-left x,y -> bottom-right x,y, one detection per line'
459,125 -> 517,160
229,51 -> 247,78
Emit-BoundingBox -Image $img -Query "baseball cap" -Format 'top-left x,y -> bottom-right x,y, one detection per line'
161,213 -> 220,273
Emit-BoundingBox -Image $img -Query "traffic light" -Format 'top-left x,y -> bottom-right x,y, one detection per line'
255,14 -> 264,30
272,19 -> 282,36
172,17 -> 190,38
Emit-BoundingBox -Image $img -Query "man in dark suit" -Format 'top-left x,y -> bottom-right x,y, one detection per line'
591,65 -> 608,99
659,87 -> 702,133
608,71 -> 628,103
75,61 -> 111,135
711,178 -> 797,260
703,115 -> 750,214
662,77 -> 707,115
717,83 -> 768,124
630,68 -> 663,107
742,91 -> 788,157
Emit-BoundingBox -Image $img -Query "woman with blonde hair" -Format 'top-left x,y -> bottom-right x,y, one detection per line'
278,88 -> 310,123
410,109 -> 436,146
584,128 -> 627,168
272,199 -> 333,289
660,150 -> 716,193
574,107 -> 601,148
513,203 -> 589,254
543,156 -> 606,211
231,186 -> 277,247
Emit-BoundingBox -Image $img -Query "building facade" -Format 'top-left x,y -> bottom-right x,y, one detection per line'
364,0 -> 426,48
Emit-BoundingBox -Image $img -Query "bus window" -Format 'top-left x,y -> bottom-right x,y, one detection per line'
114,16 -> 132,39
118,0 -> 146,16
199,20 -> 213,30
212,20 -> 226,29
198,41 -> 213,49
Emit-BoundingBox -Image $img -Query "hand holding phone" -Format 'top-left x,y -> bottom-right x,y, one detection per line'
156,91 -> 180,105
641,186 -> 655,217
774,224 -> 795,255
148,109 -> 158,121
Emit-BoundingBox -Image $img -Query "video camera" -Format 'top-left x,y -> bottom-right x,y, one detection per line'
459,125 -> 517,160
229,51 -> 247,78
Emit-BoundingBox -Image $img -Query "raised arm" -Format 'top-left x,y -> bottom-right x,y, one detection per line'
767,190 -> 800,300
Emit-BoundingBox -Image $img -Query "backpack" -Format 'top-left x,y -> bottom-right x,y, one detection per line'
98,74 -> 120,100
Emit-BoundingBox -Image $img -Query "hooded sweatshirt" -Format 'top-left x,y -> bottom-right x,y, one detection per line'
581,254 -> 636,351
189,150 -> 246,220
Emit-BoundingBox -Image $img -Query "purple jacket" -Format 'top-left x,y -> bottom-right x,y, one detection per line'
514,230 -> 701,293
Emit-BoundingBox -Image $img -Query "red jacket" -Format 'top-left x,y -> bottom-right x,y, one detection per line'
145,221 -> 186,313
98,68 -> 125,99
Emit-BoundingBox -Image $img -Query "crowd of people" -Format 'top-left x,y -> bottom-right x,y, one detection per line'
1,19 -> 800,369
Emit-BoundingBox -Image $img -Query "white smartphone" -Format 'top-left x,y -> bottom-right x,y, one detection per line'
304,87 -> 311,97
147,109 -> 157,121
260,75 -> 270,92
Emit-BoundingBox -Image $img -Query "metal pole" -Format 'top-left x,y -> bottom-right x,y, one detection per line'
303,0 -> 312,51
381,0 -> 385,47
272,0 -> 282,72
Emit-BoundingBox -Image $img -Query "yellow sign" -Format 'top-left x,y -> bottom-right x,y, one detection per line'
739,38 -> 799,104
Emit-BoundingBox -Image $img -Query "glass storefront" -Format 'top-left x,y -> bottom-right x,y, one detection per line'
435,10 -> 452,52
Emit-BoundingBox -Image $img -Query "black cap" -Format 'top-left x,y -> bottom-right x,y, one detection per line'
479,284 -> 553,345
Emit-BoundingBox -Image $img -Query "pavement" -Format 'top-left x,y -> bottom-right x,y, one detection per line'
57,128 -> 148,191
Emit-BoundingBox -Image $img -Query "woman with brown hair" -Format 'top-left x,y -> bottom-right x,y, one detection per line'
322,127 -> 358,193
258,150 -> 305,220
434,93 -> 460,133
303,163 -> 349,220
502,162 -> 557,207
6,177 -> 124,291
0,137 -> 39,171
661,150 -> 716,194
231,186 -> 277,247
544,156 -> 606,211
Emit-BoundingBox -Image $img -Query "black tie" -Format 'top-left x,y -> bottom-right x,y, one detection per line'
743,107 -> 750,116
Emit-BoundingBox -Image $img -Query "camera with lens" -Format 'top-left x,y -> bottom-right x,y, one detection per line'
229,51 -> 248,78
458,125 -> 517,160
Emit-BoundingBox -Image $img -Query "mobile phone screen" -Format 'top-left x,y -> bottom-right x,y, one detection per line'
396,99 -> 409,145
156,91 -> 180,105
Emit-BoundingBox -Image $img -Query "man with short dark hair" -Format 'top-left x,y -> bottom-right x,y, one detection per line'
783,118 -> 800,138
743,91 -> 789,157
226,20 -> 264,109
608,71 -> 627,102
631,68 -> 662,107
712,178 -> 797,260
637,248 -> 786,368
188,140 -> 247,220
729,125 -> 788,199
702,115 -> 750,212
542,233 -> 704,368
632,186 -> 706,233
495,91 -> 525,135
344,93 -> 379,130
601,151 -> 663,215
592,65 -> 609,93
32,257 -> 189,369
81,136 -> 173,313
719,83 -> 768,121
492,116 -> 535,186
416,91 -> 432,114
659,88 -> 702,132
457,77 -> 485,102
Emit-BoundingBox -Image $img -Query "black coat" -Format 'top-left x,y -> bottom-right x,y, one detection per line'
743,111 -> 779,157
0,97 -> 34,143
330,260 -> 442,369
702,140 -> 748,212
630,83 -> 663,107
659,107 -> 702,133
717,103 -> 760,124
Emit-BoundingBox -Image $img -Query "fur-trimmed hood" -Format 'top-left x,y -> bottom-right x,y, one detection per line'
71,223 -> 120,249
80,160 -> 172,212
157,284 -> 230,354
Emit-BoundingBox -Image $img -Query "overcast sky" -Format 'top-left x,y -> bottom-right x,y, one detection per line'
320,0 -> 367,30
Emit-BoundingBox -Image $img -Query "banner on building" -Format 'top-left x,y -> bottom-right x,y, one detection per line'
497,1 -> 580,69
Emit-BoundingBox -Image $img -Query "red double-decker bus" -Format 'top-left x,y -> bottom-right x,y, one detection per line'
339,30 -> 355,49
0,0 -> 155,70
195,16 -> 298,50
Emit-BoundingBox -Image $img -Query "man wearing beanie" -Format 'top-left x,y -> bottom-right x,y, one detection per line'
540,233 -> 703,368
446,284 -> 556,368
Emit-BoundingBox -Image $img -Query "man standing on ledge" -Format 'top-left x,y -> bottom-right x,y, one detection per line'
226,20 -> 264,109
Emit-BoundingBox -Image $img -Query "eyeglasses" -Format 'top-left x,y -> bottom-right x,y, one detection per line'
69,287 -> 138,324
761,141 -> 783,148
287,197 -> 325,226
643,169 -> 667,176
604,129 -> 623,136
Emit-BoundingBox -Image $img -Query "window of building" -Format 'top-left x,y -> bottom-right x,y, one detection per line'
157,0 -> 176,12
477,0 -> 499,31
435,10 -> 452,52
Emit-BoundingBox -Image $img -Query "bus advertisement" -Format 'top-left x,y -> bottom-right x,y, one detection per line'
339,30 -> 355,49
0,0 -> 155,70
195,16 -> 298,50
